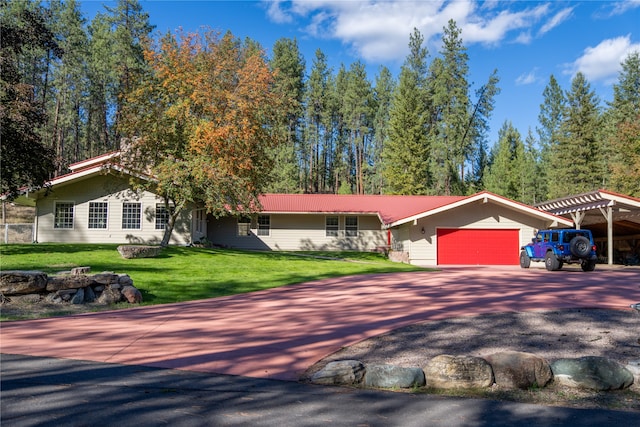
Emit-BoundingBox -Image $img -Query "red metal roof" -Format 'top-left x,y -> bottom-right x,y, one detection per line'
258,194 -> 466,225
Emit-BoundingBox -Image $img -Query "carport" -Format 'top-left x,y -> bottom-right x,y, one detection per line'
536,190 -> 640,265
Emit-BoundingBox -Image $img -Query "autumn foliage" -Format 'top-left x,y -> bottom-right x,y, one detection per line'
119,29 -> 285,244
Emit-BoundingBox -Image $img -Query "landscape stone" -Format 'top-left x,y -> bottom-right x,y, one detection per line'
46,275 -> 94,291
117,245 -> 162,259
8,294 -> 42,304
84,286 -> 96,303
551,356 -> 634,391
424,355 -> 493,389
485,351 -> 553,389
363,364 -> 425,389
118,274 -> 134,286
122,285 -> 143,303
0,271 -> 48,295
71,288 -> 85,304
96,285 -> 122,304
92,273 -> 119,285
71,267 -> 91,275
311,360 -> 365,385
624,359 -> 639,390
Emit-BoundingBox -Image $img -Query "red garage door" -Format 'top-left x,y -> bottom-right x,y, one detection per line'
437,229 -> 519,265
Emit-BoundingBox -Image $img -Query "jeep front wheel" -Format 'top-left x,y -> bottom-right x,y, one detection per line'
519,251 -> 531,268
570,236 -> 591,258
545,252 -> 560,271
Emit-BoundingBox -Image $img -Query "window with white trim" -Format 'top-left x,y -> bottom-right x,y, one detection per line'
345,216 -> 358,237
257,215 -> 270,236
326,216 -> 338,237
88,202 -> 108,229
122,202 -> 141,229
237,216 -> 251,236
54,202 -> 74,229
155,204 -> 172,230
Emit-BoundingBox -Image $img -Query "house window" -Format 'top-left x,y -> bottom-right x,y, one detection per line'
88,202 -> 108,229
54,202 -> 74,229
155,204 -> 173,230
345,216 -> 358,237
122,202 -> 141,229
326,216 -> 338,237
237,216 -> 251,236
257,215 -> 270,236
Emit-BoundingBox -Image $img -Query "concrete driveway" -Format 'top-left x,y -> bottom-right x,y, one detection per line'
2,266 -> 639,381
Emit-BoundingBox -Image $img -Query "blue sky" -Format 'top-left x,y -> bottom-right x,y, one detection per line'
81,0 -> 640,146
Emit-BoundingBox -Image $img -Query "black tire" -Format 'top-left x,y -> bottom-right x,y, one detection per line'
519,251 -> 531,268
570,236 -> 591,258
545,252 -> 560,271
581,260 -> 596,272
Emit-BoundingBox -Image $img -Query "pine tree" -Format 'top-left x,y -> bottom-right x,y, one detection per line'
382,28 -> 430,194
0,0 -> 58,198
428,20 -> 470,195
484,121 -> 522,200
268,37 -> 306,193
606,52 -> 640,196
370,66 -> 395,194
548,73 -> 602,198
537,75 -> 566,199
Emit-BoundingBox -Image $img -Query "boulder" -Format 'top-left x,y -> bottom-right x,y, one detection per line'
122,285 -> 143,303
311,360 -> 365,385
485,351 -> 553,389
551,356 -> 634,391
71,288 -> 85,305
96,285 -> 122,304
46,275 -> 94,291
8,294 -> 42,304
71,267 -> 91,275
625,359 -> 639,391
92,273 -> 119,285
118,274 -> 134,287
117,245 -> 162,259
424,355 -> 493,389
84,286 -> 96,303
0,271 -> 47,295
363,364 -> 425,389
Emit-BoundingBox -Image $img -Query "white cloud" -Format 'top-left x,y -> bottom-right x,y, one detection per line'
608,0 -> 640,16
538,7 -> 574,35
565,35 -> 640,82
264,0 -> 293,24
261,1 -> 567,62
516,68 -> 539,86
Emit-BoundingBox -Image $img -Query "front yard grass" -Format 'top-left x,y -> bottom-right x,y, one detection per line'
0,244 -> 424,320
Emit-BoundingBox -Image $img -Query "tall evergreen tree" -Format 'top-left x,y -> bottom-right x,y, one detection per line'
370,66 -> 395,194
268,37 -> 306,193
537,74 -> 566,199
341,60 -> 372,194
0,0 -> 58,198
428,20 -> 470,195
606,52 -> 640,196
304,49 -> 331,192
107,0 -> 154,146
484,121 -> 523,200
548,72 -> 602,198
382,28 -> 430,194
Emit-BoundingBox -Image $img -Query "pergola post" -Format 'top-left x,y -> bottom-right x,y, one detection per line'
599,205 -> 614,265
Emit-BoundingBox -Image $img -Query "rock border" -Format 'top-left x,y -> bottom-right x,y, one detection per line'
310,351 -> 637,393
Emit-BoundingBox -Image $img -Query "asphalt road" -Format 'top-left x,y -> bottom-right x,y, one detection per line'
3,354 -> 639,427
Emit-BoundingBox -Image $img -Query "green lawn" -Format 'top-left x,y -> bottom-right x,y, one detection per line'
1,244 -> 424,309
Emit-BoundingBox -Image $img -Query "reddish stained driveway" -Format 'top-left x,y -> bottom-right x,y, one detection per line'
2,266 -> 639,381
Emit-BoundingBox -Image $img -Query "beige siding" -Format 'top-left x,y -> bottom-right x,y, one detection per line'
396,201 -> 550,265
35,174 -> 191,244
208,214 -> 386,251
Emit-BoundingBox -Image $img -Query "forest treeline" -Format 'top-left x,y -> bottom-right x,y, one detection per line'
2,0 -> 639,205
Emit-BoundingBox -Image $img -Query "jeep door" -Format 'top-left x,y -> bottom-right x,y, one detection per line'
533,232 -> 548,258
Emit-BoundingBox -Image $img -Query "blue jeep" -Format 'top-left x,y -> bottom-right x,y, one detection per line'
520,229 -> 597,271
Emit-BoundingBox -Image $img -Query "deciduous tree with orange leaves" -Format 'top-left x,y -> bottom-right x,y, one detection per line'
119,29 -> 285,246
